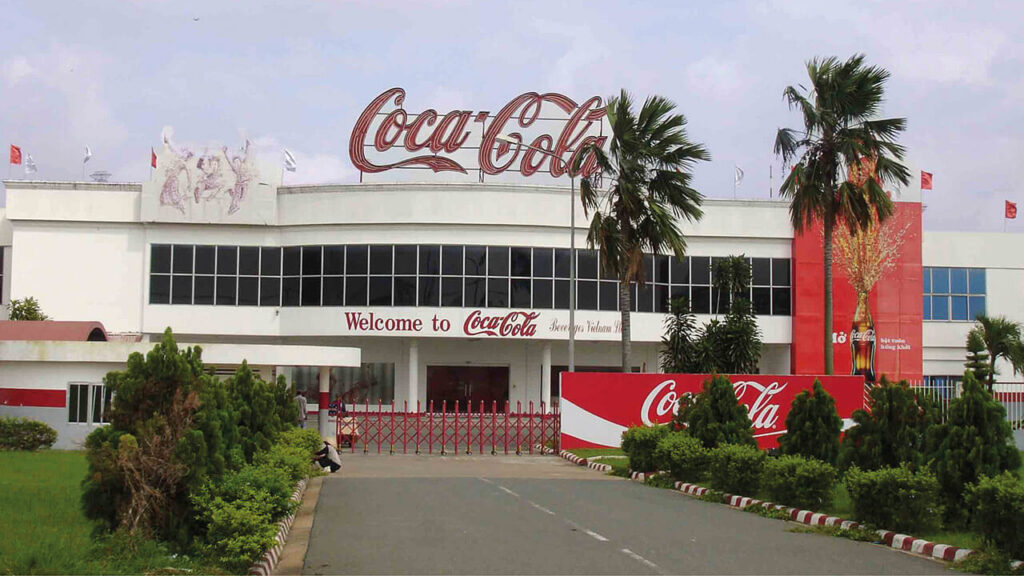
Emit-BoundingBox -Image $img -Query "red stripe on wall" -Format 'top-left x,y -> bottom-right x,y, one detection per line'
0,388 -> 66,408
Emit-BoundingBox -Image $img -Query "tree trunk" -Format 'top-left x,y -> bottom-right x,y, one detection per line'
823,218 -> 835,375
619,279 -> 632,372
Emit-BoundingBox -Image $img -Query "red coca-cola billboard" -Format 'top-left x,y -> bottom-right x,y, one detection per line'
560,373 -> 864,450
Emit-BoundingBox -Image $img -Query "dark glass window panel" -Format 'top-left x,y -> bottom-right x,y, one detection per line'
968,268 -> 985,294
511,248 -> 531,277
369,277 -> 392,306
345,276 -> 368,306
554,249 -> 572,278
643,255 -> 655,284
464,277 -> 486,307
488,278 -> 509,307
194,276 -> 215,305
239,247 -> 260,276
655,285 -> 670,313
69,385 -> 84,423
637,284 -> 654,313
578,250 -> 598,279
394,246 -> 417,275
442,245 -> 463,275
951,295 -> 968,321
931,295 -> 949,320
554,279 -> 570,309
656,255 -> 670,284
150,275 -> 170,304
772,259 -> 791,286
217,246 -> 237,275
533,279 -> 553,309
283,247 -> 301,276
282,277 -> 300,306
753,287 -> 772,315
670,256 -> 689,285
370,245 -> 392,275
511,279 -> 531,308
347,246 -> 368,275
419,245 -> 440,275
172,245 -> 194,274
922,295 -> 931,320
577,280 -> 598,311
488,246 -> 509,277
151,245 -> 171,273
691,286 -> 711,314
922,268 -> 931,293
323,276 -> 344,306
950,268 -> 968,294
670,285 -> 688,308
260,277 -> 281,306
691,257 -> 710,285
932,267 -> 950,294
533,248 -> 553,277
261,247 -> 281,276
752,258 -> 771,286
91,385 -> 104,424
465,246 -> 487,276
324,246 -> 345,275
171,275 -> 192,304
195,245 -> 216,275
394,276 -> 417,306
302,246 -> 322,276
969,296 -> 986,319
419,276 -> 440,306
772,288 -> 791,316
238,276 -> 259,306
442,277 -> 462,307
712,287 -> 728,315
599,281 -> 618,311
216,276 -> 236,305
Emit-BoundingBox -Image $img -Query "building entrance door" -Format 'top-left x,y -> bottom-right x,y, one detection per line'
426,366 -> 509,410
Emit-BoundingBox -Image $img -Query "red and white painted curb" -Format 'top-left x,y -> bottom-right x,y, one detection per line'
629,470 -> 660,482
249,478 -> 308,576
533,443 -> 558,455
558,449 -> 613,472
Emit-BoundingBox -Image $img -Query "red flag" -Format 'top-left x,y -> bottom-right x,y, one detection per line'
151,148 -> 157,169
9,145 -> 22,165
1007,201 -> 1017,220
920,171 -> 933,190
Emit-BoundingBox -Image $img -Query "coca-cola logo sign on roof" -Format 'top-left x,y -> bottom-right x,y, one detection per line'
349,88 -> 608,178
463,310 -> 539,338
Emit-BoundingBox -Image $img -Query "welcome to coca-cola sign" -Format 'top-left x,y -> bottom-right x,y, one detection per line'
561,373 -> 864,450
349,87 -> 608,178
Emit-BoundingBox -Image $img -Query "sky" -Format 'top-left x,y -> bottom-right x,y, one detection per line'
1,0 -> 1022,232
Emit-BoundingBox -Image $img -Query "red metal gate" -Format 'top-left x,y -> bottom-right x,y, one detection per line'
336,400 -> 560,455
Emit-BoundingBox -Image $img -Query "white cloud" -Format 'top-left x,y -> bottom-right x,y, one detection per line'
2,55 -> 34,85
686,57 -> 747,99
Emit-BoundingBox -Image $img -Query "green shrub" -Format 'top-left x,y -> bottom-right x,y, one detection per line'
845,465 -> 943,533
838,376 -> 936,472
709,443 -> 766,495
684,375 -> 756,449
967,472 -> 1024,558
195,496 -> 278,574
255,431 -> 322,484
621,425 -> 670,472
654,431 -> 709,483
0,417 -> 57,450
777,381 -> 841,464
763,454 -> 837,510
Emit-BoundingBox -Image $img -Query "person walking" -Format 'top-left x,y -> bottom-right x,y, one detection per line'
295,392 -> 308,429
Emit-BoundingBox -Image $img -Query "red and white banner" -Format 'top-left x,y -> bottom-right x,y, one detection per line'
560,373 -> 864,450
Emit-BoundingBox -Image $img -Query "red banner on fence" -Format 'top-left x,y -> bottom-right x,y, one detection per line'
560,373 -> 864,450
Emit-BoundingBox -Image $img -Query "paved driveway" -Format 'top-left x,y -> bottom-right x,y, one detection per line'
303,455 -> 954,575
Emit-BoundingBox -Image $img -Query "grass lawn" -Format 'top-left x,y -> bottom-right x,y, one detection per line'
565,447 -> 625,459
0,450 -> 207,575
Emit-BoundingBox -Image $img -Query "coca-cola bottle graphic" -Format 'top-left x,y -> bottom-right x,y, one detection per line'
851,292 -> 876,387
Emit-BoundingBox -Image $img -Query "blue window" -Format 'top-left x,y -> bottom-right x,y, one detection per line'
950,268 -> 968,294
922,268 -> 931,293
923,266 -> 984,322
923,295 -> 931,320
932,268 -> 950,293
931,296 -> 949,320
969,296 -> 986,319
968,269 -> 986,294
951,296 -> 969,321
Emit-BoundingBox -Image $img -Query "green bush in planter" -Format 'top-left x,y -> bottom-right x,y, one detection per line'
762,454 -> 837,510
777,381 -> 842,464
621,425 -> 669,473
845,465 -> 943,534
654,431 -> 709,483
709,443 -> 766,495
684,374 -> 756,449
0,417 -> 57,450
967,472 -> 1024,558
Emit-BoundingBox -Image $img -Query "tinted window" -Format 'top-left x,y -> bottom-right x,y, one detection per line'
670,256 -> 689,285
752,258 -> 771,285
511,278 -> 531,308
772,259 -> 791,286
691,286 -> 710,313
442,277 -> 462,306
368,276 -> 391,306
578,250 -> 598,279
554,279 -> 570,309
772,288 -> 791,316
171,275 -> 192,304
283,247 -> 301,276
302,246 -> 322,276
968,268 -> 985,294
195,245 -> 216,274
239,247 -> 260,276
488,246 -> 509,276
394,276 -> 416,306
419,245 -> 440,275
282,277 -> 300,306
370,245 -> 392,275
260,277 -> 281,306
637,284 -> 654,313
599,281 -> 618,311
217,246 -> 237,275
216,276 -> 236,305
347,245 -> 368,275
577,280 -> 597,310
533,279 -> 553,309
932,268 -> 949,293
301,277 -> 321,306
150,274 -> 170,304
533,248 -> 553,277
394,246 -> 417,275
950,268 -> 967,294
261,247 -> 281,276
951,295 -> 968,321
419,276 -> 440,306
511,248 -> 531,277
194,275 -> 215,305
442,246 -> 463,275
691,257 -> 710,285
655,255 -> 670,284
487,277 -> 508,307
554,249 -> 572,278
238,276 -> 259,305
323,276 -> 344,306
753,287 -> 772,315
464,277 -> 486,307
173,245 -> 193,274
151,245 -> 171,273
324,246 -> 345,275
345,276 -> 367,306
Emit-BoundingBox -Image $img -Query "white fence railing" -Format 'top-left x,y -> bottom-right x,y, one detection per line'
908,380 -> 1024,431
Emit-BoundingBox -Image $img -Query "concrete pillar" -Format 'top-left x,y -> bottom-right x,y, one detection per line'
318,365 -> 331,440
542,342 -> 552,412
408,339 -> 419,412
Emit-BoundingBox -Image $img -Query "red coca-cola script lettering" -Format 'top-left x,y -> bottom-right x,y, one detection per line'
463,310 -> 540,337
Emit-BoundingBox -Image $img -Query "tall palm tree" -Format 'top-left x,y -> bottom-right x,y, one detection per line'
774,54 -> 911,374
973,315 -> 1024,393
580,90 -> 710,371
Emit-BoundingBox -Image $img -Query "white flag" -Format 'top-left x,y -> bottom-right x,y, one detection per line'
283,148 -> 297,172
83,146 -> 92,164
734,165 -> 744,187
24,154 -> 37,175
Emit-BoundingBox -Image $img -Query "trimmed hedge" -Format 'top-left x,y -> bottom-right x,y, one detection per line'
621,425 -> 669,473
967,472 -> 1024,558
845,465 -> 943,533
0,417 -> 57,450
654,431 -> 709,483
763,454 -> 837,510
709,443 -> 766,495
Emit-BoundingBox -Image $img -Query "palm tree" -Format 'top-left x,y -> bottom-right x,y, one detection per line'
774,54 -> 911,374
580,90 -> 710,371
972,315 -> 1024,393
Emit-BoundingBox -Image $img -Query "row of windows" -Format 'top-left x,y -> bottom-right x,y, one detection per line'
68,383 -> 112,424
923,267 -> 986,322
149,244 -> 793,315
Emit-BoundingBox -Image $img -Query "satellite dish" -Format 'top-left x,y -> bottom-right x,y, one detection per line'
89,171 -> 111,183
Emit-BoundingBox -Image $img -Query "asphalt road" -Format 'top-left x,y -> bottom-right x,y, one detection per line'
303,455 -> 955,575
